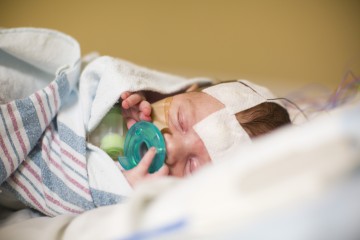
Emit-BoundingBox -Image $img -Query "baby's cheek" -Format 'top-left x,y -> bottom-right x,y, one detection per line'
167,164 -> 185,177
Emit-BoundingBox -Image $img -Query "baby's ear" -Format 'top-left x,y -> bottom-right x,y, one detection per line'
185,84 -> 199,92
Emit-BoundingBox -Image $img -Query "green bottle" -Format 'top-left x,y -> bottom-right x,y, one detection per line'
89,106 -> 127,160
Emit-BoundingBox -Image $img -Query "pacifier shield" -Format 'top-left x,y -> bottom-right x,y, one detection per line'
120,121 -> 166,173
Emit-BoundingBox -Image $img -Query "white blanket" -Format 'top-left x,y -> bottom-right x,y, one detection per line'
1,95 -> 359,240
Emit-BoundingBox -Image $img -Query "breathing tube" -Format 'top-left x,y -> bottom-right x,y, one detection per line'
91,97 -> 172,173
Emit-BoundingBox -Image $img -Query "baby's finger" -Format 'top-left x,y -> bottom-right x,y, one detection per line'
152,164 -> 169,177
139,112 -> 152,122
137,147 -> 157,173
126,118 -> 137,129
123,93 -> 144,109
120,91 -> 131,100
139,101 -> 152,117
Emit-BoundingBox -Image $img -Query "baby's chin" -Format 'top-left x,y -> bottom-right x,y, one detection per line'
166,163 -> 186,178
184,158 -> 200,177
166,158 -> 201,177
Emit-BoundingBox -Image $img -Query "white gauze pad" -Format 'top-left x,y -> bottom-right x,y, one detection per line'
193,80 -> 279,162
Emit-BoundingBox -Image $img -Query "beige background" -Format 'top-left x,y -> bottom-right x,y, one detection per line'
1,0 -> 359,94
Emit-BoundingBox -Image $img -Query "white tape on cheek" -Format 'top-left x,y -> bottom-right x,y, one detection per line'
193,109 -> 251,162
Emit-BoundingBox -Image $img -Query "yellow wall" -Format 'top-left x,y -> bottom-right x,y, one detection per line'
1,0 -> 360,94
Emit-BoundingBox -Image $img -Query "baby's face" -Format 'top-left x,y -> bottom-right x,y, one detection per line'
163,91 -> 224,177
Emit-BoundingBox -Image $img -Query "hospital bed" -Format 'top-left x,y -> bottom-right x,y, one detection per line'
1,28 -> 360,240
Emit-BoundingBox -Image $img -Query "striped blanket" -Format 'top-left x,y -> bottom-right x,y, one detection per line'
0,28 -> 211,216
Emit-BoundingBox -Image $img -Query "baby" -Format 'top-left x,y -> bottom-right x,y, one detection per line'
119,80 -> 291,186
0,28 -> 291,218
0,79 -> 290,217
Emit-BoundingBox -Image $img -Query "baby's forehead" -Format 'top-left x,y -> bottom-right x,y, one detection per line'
191,93 -> 225,113
181,91 -> 222,105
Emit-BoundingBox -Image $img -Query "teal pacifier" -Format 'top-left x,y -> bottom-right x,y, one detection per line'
118,121 -> 166,173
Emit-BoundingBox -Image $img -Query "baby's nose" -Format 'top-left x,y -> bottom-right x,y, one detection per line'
163,133 -> 183,164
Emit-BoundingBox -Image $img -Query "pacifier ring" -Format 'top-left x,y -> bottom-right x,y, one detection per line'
120,121 -> 166,173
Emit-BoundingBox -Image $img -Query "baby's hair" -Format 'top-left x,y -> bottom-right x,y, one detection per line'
214,80 -> 304,137
198,80 -> 303,137
236,102 -> 291,138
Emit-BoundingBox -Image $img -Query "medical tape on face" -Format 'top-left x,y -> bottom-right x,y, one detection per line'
202,80 -> 276,113
193,108 -> 251,161
193,80 -> 279,162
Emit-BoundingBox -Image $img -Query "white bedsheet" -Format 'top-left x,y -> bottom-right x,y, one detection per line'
1,98 -> 359,240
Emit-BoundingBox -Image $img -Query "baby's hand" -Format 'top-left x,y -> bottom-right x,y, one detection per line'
122,147 -> 169,187
121,91 -> 152,129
